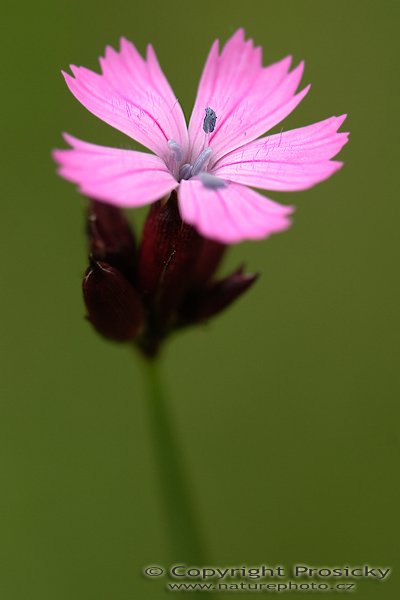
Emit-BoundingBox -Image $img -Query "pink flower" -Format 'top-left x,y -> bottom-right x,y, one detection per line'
53,29 -> 348,244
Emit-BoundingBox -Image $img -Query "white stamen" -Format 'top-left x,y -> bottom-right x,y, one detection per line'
191,147 -> 213,176
167,139 -> 183,162
179,163 -> 193,181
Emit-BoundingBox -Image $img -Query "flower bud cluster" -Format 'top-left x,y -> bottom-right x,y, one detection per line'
83,192 -> 258,357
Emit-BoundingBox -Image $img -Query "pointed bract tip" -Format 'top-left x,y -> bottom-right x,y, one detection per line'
191,268 -> 259,322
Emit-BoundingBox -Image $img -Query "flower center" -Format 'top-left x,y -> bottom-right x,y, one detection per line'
179,147 -> 213,181
167,107 -> 226,189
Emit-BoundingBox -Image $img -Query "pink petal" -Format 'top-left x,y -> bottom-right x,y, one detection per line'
178,179 -> 293,244
53,134 -> 178,207
62,39 -> 188,162
213,115 -> 348,191
188,29 -> 310,164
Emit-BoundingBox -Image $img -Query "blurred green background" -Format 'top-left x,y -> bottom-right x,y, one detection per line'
1,0 -> 399,598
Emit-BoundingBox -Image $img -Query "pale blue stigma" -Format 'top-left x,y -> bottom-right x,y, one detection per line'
167,139 -> 183,162
203,107 -> 217,133
191,147 -> 213,176
198,172 -> 227,189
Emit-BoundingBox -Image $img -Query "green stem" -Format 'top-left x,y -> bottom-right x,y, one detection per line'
141,356 -> 207,565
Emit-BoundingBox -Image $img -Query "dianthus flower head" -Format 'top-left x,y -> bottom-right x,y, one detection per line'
53,30 -> 349,356
53,29 -> 349,244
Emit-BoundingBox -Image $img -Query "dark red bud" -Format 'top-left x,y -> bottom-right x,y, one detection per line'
83,260 -> 145,342
87,200 -> 137,280
137,192 -> 203,317
189,238 -> 226,288
181,267 -> 259,323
